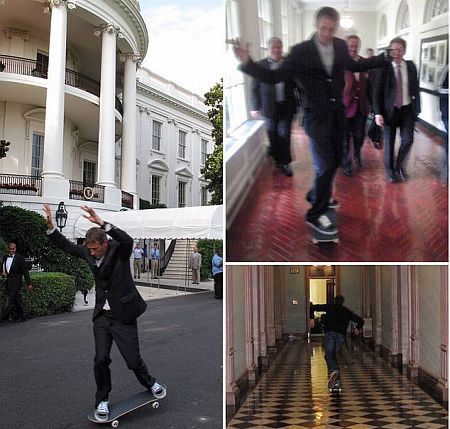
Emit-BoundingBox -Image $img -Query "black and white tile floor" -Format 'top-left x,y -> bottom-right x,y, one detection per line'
228,339 -> 448,428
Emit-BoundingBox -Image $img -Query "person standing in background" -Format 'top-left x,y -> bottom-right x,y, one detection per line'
133,242 -> 144,279
150,242 -> 160,279
190,246 -> 202,285
211,249 -> 223,300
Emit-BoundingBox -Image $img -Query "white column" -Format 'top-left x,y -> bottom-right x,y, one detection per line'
42,1 -> 72,198
97,24 -> 118,188
120,53 -> 139,209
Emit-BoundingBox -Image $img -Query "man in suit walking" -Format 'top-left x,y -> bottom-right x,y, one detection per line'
250,36 -> 298,176
373,37 -> 421,183
150,242 -> 160,279
342,35 -> 370,176
43,204 -> 166,421
1,242 -> 32,322
234,7 -> 390,236
189,246 -> 201,285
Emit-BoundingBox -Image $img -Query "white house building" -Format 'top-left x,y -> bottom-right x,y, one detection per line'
0,0 -> 213,238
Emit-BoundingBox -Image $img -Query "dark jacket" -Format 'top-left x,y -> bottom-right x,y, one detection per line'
2,253 -> 31,291
311,303 -> 364,336
48,225 -> 146,323
372,60 -> 421,123
251,57 -> 297,118
241,35 -> 389,140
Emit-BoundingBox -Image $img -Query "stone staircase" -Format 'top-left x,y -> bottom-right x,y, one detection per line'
161,239 -> 198,280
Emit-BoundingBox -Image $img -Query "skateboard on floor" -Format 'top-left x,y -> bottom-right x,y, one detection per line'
311,208 -> 339,244
88,390 -> 162,427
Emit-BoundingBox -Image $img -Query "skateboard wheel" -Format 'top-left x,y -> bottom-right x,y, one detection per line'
111,420 -> 119,428
312,238 -> 318,244
152,401 -> 159,409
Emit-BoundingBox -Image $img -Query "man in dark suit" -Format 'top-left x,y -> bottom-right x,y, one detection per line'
1,242 -> 32,322
43,204 -> 166,421
234,7 -> 390,236
250,37 -> 298,176
373,37 -> 420,182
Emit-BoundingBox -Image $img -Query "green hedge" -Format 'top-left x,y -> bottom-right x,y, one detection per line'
0,272 -> 76,319
0,205 -> 94,294
197,239 -> 223,280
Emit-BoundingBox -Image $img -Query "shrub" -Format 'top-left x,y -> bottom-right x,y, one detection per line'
0,205 -> 94,294
139,198 -> 167,210
0,236 -> 7,256
40,248 -> 94,295
197,239 -> 223,280
0,272 -> 76,319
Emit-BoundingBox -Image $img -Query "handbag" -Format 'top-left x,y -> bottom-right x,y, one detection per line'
366,112 -> 383,150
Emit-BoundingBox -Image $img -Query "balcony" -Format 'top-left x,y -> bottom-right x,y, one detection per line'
69,180 -> 105,203
0,174 -> 42,196
0,55 -> 123,115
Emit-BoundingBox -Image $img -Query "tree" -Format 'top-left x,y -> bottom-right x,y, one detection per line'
201,79 -> 223,205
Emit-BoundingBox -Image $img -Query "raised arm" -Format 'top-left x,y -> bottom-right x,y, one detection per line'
344,51 -> 389,73
234,39 -> 298,84
43,203 -> 86,259
350,312 -> 364,330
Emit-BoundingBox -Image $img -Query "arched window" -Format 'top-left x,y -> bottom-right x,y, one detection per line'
379,14 -> 387,39
424,0 -> 448,22
396,0 -> 410,32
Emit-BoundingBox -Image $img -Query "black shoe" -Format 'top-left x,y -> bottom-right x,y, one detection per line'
306,214 -> 337,235
396,167 -> 407,182
281,164 -> 293,177
342,167 -> 353,177
387,169 -> 396,183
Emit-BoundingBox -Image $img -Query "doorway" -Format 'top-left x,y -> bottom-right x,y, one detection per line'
309,278 -> 336,335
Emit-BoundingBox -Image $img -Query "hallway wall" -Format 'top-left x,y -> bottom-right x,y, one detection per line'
285,266 -> 306,334
340,266 -> 361,316
417,266 -> 442,378
380,266 -> 393,350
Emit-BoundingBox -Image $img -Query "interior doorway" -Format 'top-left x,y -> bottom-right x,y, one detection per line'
309,279 -> 336,335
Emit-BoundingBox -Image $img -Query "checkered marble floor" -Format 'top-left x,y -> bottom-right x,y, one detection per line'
228,339 -> 448,428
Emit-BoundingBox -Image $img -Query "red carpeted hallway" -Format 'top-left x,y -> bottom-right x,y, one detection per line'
227,123 -> 448,262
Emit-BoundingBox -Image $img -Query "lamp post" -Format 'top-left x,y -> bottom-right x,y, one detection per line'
55,201 -> 68,232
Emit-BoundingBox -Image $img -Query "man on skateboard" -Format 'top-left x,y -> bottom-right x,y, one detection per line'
310,295 -> 364,390
43,204 -> 166,421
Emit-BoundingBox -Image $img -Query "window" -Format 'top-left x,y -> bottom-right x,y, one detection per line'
379,14 -> 387,39
257,0 -> 273,56
152,120 -> 162,151
396,0 -> 410,32
425,0 -> 448,22
201,186 -> 208,206
178,130 -> 187,158
201,139 -> 208,165
225,0 -> 248,133
178,181 -> 186,207
83,160 -> 96,187
281,0 -> 289,49
151,175 -> 161,205
31,133 -> 44,177
35,52 -> 49,77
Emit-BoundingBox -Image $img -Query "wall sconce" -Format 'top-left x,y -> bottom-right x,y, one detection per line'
55,201 -> 68,232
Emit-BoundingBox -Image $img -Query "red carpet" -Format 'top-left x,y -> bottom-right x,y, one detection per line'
227,123 -> 448,262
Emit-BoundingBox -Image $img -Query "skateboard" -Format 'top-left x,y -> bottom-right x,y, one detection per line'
88,390 -> 162,427
311,208 -> 339,244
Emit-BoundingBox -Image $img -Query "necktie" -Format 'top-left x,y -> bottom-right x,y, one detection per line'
395,64 -> 403,108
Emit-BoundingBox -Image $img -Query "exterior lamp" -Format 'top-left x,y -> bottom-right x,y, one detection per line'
55,201 -> 68,232
66,0 -> 76,10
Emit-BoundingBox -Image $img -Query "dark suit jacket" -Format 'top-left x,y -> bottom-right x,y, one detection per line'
241,36 -> 389,140
342,68 -> 370,118
48,225 -> 146,323
372,60 -> 421,124
2,254 -> 31,291
250,57 -> 297,118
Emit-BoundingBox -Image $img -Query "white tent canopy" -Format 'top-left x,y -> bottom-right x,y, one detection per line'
73,205 -> 223,240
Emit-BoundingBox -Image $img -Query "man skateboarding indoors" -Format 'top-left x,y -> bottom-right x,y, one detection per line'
310,295 -> 364,390
43,204 -> 166,421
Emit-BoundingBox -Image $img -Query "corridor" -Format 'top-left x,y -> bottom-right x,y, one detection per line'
227,124 -> 448,262
227,339 -> 448,429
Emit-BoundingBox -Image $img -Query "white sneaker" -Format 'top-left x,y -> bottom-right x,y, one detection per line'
95,400 -> 109,420
151,382 -> 167,399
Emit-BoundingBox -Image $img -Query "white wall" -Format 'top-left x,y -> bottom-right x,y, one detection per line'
285,266 -> 306,333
